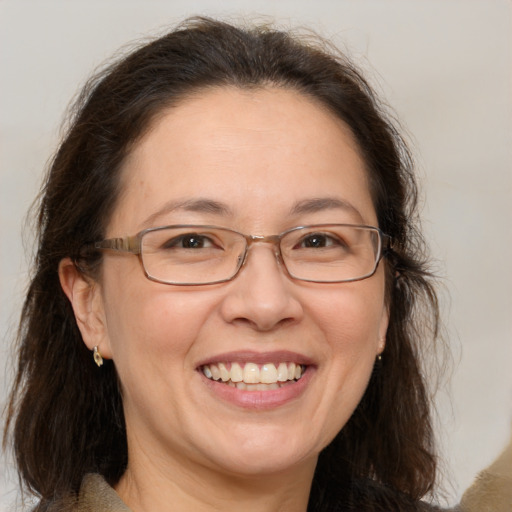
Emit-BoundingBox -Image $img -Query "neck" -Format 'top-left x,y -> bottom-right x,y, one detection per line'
115,449 -> 316,512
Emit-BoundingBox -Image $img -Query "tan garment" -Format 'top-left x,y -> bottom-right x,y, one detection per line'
52,472 -> 445,511
459,436 -> 512,512
74,473 -> 132,512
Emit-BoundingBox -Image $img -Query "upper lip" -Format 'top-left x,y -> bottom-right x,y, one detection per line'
195,350 -> 315,369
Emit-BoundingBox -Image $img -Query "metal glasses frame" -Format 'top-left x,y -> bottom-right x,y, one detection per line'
89,223 -> 392,285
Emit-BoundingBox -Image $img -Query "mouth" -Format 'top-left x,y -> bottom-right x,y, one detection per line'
201,362 -> 307,391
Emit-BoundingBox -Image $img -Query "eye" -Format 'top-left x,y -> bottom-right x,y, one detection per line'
163,233 -> 217,249
296,233 -> 342,249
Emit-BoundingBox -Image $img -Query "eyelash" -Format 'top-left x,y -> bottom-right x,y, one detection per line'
162,233 -> 218,250
295,233 -> 346,249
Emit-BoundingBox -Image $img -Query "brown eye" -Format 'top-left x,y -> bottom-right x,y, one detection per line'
296,233 -> 343,249
163,234 -> 215,249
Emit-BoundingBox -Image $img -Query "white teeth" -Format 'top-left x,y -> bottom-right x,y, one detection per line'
260,363 -> 278,384
277,362 -> 288,382
236,382 -> 279,391
201,361 -> 306,388
218,362 -> 230,382
256,383 -> 279,391
210,365 -> 221,381
230,362 -> 243,382
243,363 -> 260,384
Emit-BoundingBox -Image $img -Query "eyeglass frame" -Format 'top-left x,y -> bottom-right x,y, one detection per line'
86,223 -> 392,286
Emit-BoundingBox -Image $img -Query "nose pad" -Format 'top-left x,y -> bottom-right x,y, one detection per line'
238,241 -> 285,277
238,236 -> 285,272
272,244 -> 284,265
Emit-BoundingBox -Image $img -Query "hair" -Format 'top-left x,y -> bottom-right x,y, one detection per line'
4,17 -> 443,511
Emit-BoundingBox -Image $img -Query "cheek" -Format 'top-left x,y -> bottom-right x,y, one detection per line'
309,282 -> 385,349
100,278 -> 223,430
321,310 -> 379,400
304,289 -> 384,444
101,266 -> 218,370
307,282 -> 386,395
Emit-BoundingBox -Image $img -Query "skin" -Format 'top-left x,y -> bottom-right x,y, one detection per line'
60,87 -> 388,512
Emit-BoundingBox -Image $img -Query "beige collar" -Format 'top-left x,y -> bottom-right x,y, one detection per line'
76,473 -> 132,512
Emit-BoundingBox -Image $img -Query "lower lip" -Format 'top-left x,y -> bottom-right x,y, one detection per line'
200,367 -> 314,410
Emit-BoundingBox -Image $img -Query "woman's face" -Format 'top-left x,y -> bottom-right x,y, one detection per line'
86,87 -> 388,478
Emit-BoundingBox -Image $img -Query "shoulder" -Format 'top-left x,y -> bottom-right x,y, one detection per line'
35,474 -> 131,512
356,479 -> 446,512
75,474 -> 131,512
313,478 -> 448,512
355,482 -> 444,512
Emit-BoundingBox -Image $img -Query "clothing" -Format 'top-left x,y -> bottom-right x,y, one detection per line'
458,435 -> 512,512
42,473 -> 444,512
41,474 -> 131,512
38,435 -> 512,512
74,474 -> 131,511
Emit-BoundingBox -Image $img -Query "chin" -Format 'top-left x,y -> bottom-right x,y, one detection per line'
217,451 -> 315,478
202,426 -> 322,477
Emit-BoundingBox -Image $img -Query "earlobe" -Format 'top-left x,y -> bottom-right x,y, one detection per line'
377,304 -> 390,354
377,336 -> 386,356
58,258 -> 112,360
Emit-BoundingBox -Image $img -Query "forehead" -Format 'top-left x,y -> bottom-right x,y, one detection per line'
111,86 -> 376,233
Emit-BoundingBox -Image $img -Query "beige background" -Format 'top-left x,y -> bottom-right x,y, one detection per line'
1,0 -> 511,508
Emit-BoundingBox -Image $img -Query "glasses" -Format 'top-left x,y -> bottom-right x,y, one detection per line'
91,224 -> 391,285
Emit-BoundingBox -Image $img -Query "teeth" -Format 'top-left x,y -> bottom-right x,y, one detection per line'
235,382 -> 280,391
277,362 -> 288,382
230,362 -> 243,382
243,363 -> 260,384
210,365 -> 221,381
201,361 -> 306,387
260,363 -> 278,384
218,362 -> 230,382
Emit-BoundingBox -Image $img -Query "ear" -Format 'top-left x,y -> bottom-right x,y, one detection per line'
58,258 -> 113,360
377,303 -> 389,355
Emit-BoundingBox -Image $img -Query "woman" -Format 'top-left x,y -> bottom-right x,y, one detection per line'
4,17 -> 443,511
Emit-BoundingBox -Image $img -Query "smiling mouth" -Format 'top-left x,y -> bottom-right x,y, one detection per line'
201,362 -> 307,391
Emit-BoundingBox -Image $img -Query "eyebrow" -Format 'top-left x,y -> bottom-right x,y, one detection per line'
289,197 -> 364,222
141,196 -> 364,228
141,198 -> 233,227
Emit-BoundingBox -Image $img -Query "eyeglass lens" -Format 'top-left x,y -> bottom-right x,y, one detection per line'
138,225 -> 382,285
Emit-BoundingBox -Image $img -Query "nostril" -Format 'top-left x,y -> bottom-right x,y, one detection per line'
231,314 -> 296,332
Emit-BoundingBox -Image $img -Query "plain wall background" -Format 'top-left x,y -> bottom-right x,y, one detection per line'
1,0 -> 511,508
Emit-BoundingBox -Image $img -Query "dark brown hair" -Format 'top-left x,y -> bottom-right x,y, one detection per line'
4,17 -> 442,510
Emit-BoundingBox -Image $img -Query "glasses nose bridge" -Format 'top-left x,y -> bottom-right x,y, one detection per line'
241,233 -> 284,267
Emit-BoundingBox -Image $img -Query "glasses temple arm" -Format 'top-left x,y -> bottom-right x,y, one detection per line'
94,236 -> 141,254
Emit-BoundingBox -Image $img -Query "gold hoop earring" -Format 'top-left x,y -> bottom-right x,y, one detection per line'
93,346 -> 104,367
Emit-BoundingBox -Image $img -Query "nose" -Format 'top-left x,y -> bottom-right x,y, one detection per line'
219,244 -> 304,331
